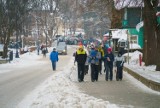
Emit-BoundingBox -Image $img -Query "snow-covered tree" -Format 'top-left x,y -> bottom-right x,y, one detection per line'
0,0 -> 38,58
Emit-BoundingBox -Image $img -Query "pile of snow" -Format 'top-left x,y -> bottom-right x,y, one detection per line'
0,49 -> 46,74
124,50 -> 160,83
17,59 -> 119,108
129,43 -> 141,49
123,50 -> 142,65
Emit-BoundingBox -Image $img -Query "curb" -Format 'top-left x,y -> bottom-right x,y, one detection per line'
124,66 -> 160,92
0,60 -> 8,64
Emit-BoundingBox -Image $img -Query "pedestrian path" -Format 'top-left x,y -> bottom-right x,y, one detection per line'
124,65 -> 160,92
74,67 -> 160,108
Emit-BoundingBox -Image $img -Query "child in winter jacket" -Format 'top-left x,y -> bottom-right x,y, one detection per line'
115,51 -> 124,81
104,47 -> 114,81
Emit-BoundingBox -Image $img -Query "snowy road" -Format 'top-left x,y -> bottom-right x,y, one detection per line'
0,47 -> 75,108
0,62 -> 53,108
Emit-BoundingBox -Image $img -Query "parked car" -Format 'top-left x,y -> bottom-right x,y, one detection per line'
56,42 -> 67,55
66,36 -> 78,45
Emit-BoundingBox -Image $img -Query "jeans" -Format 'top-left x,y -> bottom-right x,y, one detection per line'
116,66 -> 123,80
105,63 -> 113,81
91,64 -> 99,81
77,63 -> 85,81
52,61 -> 56,70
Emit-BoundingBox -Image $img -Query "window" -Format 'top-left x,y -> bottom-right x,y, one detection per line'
130,35 -> 138,44
120,42 -> 126,47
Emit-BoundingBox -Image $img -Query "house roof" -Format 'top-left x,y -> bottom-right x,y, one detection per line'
111,29 -> 128,40
114,0 -> 160,10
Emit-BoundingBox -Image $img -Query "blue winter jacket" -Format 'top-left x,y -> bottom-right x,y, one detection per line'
88,49 -> 101,64
50,51 -> 59,62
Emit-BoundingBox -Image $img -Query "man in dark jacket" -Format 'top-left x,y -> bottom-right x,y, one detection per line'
75,45 -> 87,82
104,47 -> 114,81
50,47 -> 59,71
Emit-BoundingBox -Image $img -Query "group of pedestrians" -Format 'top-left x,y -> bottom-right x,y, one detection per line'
74,43 -> 125,82
48,43 -> 124,82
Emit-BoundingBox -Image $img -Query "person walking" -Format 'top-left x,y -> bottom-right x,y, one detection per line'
88,46 -> 101,82
104,47 -> 114,81
75,45 -> 87,82
84,48 -> 89,75
50,47 -> 59,71
115,51 -> 124,81
42,47 -> 47,57
98,45 -> 104,74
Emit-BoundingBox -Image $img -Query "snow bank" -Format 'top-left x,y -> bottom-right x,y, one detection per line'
123,50 -> 142,65
124,51 -> 160,83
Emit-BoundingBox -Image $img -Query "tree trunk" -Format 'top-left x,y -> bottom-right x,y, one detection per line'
156,25 -> 160,71
143,0 -> 157,66
2,31 -> 11,58
111,7 -> 123,28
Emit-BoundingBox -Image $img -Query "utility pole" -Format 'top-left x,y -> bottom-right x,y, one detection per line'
127,30 -> 130,65
15,13 -> 19,58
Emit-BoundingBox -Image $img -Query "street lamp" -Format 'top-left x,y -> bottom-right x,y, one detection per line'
21,35 -> 24,49
15,31 -> 19,58
127,30 -> 130,65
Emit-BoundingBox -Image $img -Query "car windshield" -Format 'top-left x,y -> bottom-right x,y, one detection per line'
57,42 -> 66,50
57,45 -> 65,49
58,42 -> 66,46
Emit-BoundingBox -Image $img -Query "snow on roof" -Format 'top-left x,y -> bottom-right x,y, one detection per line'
114,0 -> 160,10
114,0 -> 143,10
136,21 -> 144,32
103,33 -> 109,36
112,29 -> 127,40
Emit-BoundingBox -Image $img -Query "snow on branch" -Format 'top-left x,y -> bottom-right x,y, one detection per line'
114,0 -> 143,10
156,12 -> 160,16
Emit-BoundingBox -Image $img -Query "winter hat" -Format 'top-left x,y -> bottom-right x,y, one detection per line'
91,44 -> 95,49
107,47 -> 112,52
118,51 -> 122,56
95,46 -> 99,50
53,47 -> 56,51
79,45 -> 83,49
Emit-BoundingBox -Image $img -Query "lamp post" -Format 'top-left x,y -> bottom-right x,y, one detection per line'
127,30 -> 130,65
21,35 -> 24,48
36,19 -> 40,55
15,31 -> 19,58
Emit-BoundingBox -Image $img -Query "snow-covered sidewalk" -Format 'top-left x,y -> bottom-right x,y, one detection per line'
17,58 -> 118,108
125,64 -> 160,83
123,51 -> 160,83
